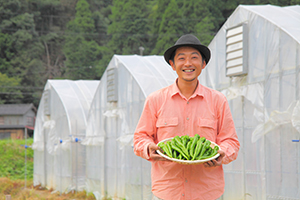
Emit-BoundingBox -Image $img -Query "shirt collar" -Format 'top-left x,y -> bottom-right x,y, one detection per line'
170,79 -> 204,98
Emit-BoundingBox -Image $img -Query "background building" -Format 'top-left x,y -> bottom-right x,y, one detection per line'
0,103 -> 36,139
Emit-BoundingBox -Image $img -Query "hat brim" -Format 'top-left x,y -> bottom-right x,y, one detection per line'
164,44 -> 211,65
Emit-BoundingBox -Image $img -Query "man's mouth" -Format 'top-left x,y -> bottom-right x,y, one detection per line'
183,69 -> 195,72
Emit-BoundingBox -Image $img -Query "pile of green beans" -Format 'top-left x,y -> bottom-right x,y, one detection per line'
158,134 -> 219,161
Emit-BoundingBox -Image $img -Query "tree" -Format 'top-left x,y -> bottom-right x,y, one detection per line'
67,0 -> 95,37
0,0 -> 297,106
151,0 -> 184,55
0,33 -> 14,74
29,0 -> 69,80
0,11 -> 41,75
0,73 -> 23,104
87,0 -> 112,46
63,0 -> 102,80
107,0 -> 150,55
181,0 -> 216,46
148,0 -> 171,51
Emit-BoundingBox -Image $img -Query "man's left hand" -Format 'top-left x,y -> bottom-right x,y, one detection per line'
203,150 -> 225,168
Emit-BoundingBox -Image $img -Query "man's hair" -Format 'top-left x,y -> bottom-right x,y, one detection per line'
170,49 -> 206,64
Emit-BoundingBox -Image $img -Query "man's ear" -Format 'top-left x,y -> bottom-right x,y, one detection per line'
202,60 -> 207,70
169,60 -> 176,71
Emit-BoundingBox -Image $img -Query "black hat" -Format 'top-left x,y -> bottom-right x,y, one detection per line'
164,34 -> 211,65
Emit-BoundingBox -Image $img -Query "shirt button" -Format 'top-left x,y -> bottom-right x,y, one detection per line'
187,101 -> 189,104
187,117 -> 189,120
164,122 -> 167,125
182,194 -> 185,196
185,179 -> 188,182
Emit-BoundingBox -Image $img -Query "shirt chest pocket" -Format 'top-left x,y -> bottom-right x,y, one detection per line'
198,118 -> 217,141
156,117 -> 179,138
156,117 -> 178,128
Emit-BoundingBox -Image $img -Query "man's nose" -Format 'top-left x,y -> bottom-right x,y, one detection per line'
184,58 -> 192,66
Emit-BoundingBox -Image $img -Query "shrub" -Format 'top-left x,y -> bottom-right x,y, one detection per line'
0,139 -> 34,180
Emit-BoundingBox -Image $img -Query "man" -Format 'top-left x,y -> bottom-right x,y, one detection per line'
133,34 -> 240,200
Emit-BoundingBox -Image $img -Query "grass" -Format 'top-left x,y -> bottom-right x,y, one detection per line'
0,138 -> 34,180
0,139 -> 97,199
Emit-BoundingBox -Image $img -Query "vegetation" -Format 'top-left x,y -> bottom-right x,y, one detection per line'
0,139 -> 97,199
0,139 -> 33,180
1,0 -> 299,107
0,177 -> 96,200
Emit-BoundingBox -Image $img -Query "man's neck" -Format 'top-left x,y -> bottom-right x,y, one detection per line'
176,79 -> 198,99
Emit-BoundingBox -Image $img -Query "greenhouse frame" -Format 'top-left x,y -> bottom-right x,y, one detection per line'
199,5 -> 300,200
33,80 -> 99,193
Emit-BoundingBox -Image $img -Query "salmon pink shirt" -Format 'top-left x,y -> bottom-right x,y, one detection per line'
133,80 -> 240,200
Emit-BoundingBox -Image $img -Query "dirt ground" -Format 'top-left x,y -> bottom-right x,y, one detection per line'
0,178 -> 96,200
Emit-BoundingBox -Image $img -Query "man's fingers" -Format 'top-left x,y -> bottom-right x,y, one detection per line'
204,152 -> 224,168
150,151 -> 170,161
148,143 -> 170,161
218,150 -> 225,158
151,154 -> 170,161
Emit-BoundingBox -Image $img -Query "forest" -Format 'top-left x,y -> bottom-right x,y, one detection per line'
1,0 -> 299,107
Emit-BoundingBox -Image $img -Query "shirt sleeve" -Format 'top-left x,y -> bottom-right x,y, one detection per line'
133,96 -> 157,161
216,96 -> 240,165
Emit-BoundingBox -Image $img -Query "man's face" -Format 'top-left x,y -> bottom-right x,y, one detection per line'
169,46 -> 206,83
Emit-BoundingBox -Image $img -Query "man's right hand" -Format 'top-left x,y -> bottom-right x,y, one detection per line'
148,143 -> 171,161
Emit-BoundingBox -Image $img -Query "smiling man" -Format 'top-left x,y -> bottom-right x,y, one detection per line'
169,46 -> 205,99
133,34 -> 240,200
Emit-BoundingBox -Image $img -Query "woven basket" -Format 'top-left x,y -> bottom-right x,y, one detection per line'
156,137 -> 221,165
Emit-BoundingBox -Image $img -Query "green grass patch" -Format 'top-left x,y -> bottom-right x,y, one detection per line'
0,139 -> 34,180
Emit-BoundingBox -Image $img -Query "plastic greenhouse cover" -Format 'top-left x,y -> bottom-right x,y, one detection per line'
199,5 -> 300,199
33,80 -> 99,192
83,55 -> 177,199
83,55 -> 177,146
33,80 -> 99,150
201,4 -> 300,141
115,55 -> 177,97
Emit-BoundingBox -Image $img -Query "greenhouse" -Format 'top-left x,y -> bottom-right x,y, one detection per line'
32,79 -> 99,193
199,5 -> 300,199
82,55 -> 177,200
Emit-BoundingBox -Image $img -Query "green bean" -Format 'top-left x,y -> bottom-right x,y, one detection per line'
164,141 -> 173,158
171,140 -> 190,160
192,140 -> 203,160
190,134 -> 199,156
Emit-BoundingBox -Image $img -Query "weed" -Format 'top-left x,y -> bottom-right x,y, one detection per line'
0,139 -> 34,180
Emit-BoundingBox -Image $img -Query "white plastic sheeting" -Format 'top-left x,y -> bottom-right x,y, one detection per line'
200,5 -> 300,200
83,55 -> 177,200
33,80 -> 99,193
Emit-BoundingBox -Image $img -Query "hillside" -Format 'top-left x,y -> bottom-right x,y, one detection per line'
1,0 -> 297,106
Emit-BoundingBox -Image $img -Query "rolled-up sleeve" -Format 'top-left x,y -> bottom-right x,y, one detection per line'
133,96 -> 157,160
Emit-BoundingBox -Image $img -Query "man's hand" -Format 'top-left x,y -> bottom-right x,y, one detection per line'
203,150 -> 225,168
148,143 -> 171,161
